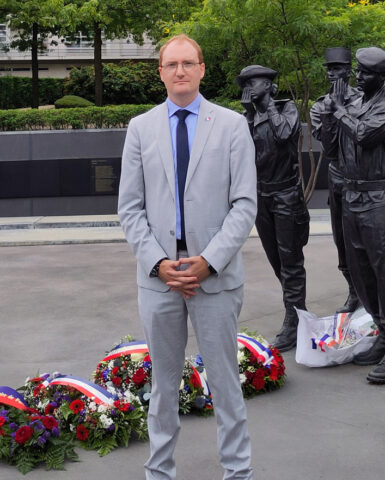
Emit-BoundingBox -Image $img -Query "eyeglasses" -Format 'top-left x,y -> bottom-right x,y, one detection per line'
161,61 -> 201,72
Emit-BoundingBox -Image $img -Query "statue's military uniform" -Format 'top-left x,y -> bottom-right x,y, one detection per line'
310,85 -> 361,308
237,64 -> 309,351
330,47 -> 385,377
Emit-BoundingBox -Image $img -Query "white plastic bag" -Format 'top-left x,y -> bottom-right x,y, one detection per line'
295,307 -> 377,367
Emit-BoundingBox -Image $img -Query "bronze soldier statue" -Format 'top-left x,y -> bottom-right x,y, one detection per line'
328,47 -> 385,383
237,65 -> 309,352
310,47 -> 361,313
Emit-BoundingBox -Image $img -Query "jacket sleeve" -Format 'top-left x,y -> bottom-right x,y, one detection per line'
266,100 -> 301,143
334,104 -> 385,148
200,115 -> 257,274
118,118 -> 168,276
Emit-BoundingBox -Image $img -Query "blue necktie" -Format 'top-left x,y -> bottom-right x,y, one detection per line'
175,109 -> 190,242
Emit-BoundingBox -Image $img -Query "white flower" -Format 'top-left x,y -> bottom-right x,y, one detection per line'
70,424 -> 75,432
97,405 -> 107,413
131,352 -> 146,362
124,390 -> 134,402
179,379 -> 185,390
237,351 -> 246,363
239,373 -> 247,384
99,414 -> 113,429
88,402 -> 97,412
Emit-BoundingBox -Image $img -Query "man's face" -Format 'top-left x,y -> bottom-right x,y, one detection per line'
326,63 -> 351,83
244,77 -> 270,102
159,40 -> 205,106
356,64 -> 383,95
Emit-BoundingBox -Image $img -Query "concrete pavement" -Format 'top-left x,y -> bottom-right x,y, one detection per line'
1,214 -> 384,480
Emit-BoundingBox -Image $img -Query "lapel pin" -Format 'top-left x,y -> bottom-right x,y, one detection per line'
205,116 -> 211,121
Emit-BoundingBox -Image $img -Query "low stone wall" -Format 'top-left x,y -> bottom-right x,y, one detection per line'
0,125 -> 325,217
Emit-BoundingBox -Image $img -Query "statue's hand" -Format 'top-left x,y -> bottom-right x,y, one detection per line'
330,78 -> 346,109
241,87 -> 256,116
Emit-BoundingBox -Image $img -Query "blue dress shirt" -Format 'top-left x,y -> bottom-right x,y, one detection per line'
167,94 -> 201,240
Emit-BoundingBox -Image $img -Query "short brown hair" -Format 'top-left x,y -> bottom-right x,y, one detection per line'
159,34 -> 203,66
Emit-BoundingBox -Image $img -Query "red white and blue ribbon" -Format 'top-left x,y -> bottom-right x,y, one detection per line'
103,341 -> 149,362
48,375 -> 114,405
189,363 -> 210,396
311,312 -> 349,351
0,386 -> 28,410
237,334 -> 275,366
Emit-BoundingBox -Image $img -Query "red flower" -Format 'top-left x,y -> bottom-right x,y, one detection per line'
0,429 -> 5,437
26,407 -> 40,415
33,384 -> 44,397
30,377 -> 43,383
190,374 -> 201,389
76,424 -> 89,441
42,416 -> 58,430
0,416 -> 6,427
15,426 -> 33,445
114,400 -> 130,412
112,376 -> 122,386
112,367 -> 119,375
251,369 -> 266,391
269,364 -> 279,381
245,370 -> 254,381
69,399 -> 85,414
143,354 -> 151,362
44,404 -> 56,415
132,368 -> 147,386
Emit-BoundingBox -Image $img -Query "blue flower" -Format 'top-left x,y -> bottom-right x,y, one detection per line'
108,424 -> 115,432
195,354 -> 204,366
51,427 -> 60,437
9,422 -> 18,430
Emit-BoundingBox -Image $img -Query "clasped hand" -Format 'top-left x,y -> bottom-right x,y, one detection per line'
328,78 -> 346,111
158,256 -> 210,299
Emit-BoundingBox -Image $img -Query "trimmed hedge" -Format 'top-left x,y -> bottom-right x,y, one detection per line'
0,104 -> 154,131
0,77 -> 64,109
55,95 -> 94,109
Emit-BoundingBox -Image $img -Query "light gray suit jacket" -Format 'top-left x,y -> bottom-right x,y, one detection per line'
118,96 -> 257,294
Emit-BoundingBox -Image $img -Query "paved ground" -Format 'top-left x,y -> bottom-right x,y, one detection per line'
1,217 -> 384,480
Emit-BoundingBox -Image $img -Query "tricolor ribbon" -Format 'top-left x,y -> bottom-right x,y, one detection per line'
0,386 -> 28,410
312,313 -> 350,351
48,375 -> 114,406
237,334 -> 275,366
103,341 -> 149,362
189,363 -> 210,396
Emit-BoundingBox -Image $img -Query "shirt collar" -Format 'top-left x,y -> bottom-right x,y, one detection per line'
167,93 -> 201,118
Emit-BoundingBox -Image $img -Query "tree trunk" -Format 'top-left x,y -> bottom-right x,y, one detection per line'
94,23 -> 103,106
31,22 -> 39,109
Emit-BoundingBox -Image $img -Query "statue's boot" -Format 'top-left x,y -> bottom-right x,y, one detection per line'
367,353 -> 385,384
353,325 -> 385,366
336,271 -> 361,314
272,305 -> 300,352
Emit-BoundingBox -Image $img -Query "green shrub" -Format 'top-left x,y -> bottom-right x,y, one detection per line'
64,61 -> 165,105
0,104 -> 154,131
0,77 -> 64,109
55,95 -> 94,109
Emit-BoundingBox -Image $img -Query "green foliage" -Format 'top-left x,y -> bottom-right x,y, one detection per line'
0,104 -> 153,131
0,77 -> 64,109
55,95 -> 94,109
64,62 -> 165,105
166,0 -> 385,112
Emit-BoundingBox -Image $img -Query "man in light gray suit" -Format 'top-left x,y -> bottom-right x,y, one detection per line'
118,34 -> 257,480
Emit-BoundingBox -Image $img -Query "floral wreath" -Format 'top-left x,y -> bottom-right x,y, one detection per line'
0,331 -> 285,473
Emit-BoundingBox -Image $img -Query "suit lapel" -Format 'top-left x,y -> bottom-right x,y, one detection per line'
185,97 -> 215,191
155,102 -> 175,201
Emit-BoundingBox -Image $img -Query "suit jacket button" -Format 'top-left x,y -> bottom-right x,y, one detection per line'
170,230 -> 175,236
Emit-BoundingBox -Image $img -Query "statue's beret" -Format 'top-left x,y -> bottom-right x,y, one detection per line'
236,65 -> 277,87
356,47 -> 385,74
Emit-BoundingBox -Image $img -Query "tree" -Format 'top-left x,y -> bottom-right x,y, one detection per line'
165,0 -> 385,201
60,0 -> 203,106
0,0 -> 66,108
